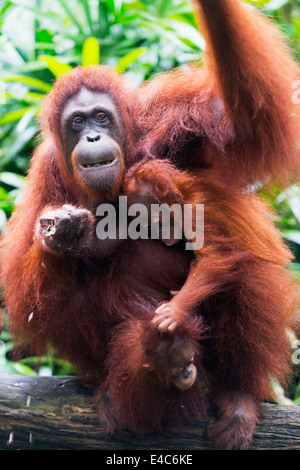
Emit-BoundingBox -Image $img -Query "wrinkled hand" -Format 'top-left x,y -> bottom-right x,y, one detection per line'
39,204 -> 93,255
152,301 -> 180,332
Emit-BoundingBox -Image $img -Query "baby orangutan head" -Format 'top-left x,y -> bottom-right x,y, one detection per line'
143,334 -> 197,391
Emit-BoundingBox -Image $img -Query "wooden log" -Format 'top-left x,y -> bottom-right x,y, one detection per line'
0,374 -> 299,450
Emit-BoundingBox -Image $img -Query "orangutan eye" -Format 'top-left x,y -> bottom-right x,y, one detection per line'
96,112 -> 108,123
72,116 -> 84,126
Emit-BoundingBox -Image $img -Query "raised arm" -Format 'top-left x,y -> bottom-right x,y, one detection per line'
196,0 -> 299,184
137,0 -> 299,187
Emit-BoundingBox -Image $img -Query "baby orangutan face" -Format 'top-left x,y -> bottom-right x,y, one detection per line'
169,339 -> 197,391
144,335 -> 197,391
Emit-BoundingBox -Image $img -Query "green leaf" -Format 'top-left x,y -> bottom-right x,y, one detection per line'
115,47 -> 147,73
4,126 -> 38,162
81,0 -> 94,37
82,37 -> 100,66
283,230 -> 300,245
0,362 -> 18,375
23,91 -> 45,104
164,19 -> 205,49
35,28 -> 53,45
0,1 -> 13,18
0,187 -> 9,201
7,61 -> 54,74
0,106 -> 34,125
11,5 -> 84,42
271,378 -> 295,405
1,75 -> 51,93
38,56 -> 72,78
288,195 -> 300,225
0,209 -> 7,231
288,263 -> 300,280
15,107 -> 37,132
57,0 -> 85,37
0,172 -> 26,189
264,0 -> 289,10
11,362 -> 37,376
98,0 -> 109,38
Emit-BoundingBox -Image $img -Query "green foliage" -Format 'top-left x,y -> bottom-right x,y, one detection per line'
0,316 -> 76,376
0,0 -> 299,403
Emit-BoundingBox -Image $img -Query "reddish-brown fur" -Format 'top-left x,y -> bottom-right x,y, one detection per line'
123,156 -> 299,448
0,0 -> 299,450
128,1 -> 300,446
0,67 -> 207,432
126,159 -> 298,398
134,0 -> 299,188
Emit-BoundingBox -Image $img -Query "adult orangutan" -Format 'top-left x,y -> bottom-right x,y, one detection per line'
0,66 -> 208,436
1,0 -> 299,451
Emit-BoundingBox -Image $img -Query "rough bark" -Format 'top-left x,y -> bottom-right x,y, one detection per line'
0,375 -> 299,450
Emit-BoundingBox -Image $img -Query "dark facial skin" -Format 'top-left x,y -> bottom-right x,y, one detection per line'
169,341 -> 197,391
144,335 -> 197,391
60,88 -> 126,195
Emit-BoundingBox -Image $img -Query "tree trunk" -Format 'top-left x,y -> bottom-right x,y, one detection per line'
0,375 -> 299,450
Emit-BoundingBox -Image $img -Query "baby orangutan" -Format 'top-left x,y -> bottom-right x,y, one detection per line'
143,334 -> 197,391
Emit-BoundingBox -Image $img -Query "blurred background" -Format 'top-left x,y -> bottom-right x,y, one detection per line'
0,0 -> 299,403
